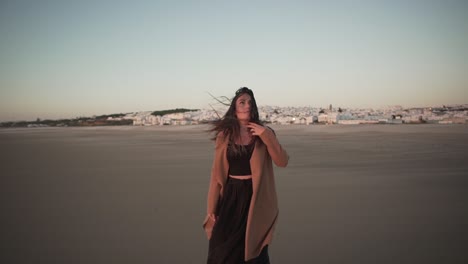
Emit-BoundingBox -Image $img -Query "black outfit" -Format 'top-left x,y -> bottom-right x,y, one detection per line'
207,142 -> 270,264
227,142 -> 255,176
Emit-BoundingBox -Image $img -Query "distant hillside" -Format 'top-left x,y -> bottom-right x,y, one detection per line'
151,108 -> 199,116
0,109 -> 200,128
0,113 -> 133,128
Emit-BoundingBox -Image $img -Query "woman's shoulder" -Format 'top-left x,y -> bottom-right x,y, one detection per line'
215,131 -> 228,146
216,130 -> 226,140
261,125 -> 277,137
265,125 -> 276,135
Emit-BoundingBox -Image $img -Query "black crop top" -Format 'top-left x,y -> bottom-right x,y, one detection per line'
227,142 -> 255,176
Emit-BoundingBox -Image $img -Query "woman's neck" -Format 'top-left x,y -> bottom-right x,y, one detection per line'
238,120 -> 249,127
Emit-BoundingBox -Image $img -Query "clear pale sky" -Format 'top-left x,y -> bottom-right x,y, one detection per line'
1,0 -> 467,121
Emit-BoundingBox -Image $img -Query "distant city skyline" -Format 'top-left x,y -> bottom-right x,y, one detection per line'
1,0 -> 467,122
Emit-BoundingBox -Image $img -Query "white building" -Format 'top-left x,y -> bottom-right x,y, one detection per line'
318,113 -> 338,124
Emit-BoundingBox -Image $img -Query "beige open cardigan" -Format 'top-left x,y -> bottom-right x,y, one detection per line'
203,127 -> 289,261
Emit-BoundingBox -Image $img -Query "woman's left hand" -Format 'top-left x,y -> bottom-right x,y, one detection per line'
247,122 -> 266,136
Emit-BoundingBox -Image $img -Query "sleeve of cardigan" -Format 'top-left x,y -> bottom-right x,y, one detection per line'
206,158 -> 220,214
206,133 -> 223,214
203,133 -> 223,239
258,126 -> 289,167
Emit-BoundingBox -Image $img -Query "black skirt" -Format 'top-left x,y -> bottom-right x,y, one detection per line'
207,177 -> 270,264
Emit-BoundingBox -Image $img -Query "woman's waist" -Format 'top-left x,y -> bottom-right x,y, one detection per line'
229,174 -> 252,180
228,174 -> 252,180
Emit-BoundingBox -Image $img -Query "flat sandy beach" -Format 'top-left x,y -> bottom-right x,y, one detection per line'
1,124 -> 467,264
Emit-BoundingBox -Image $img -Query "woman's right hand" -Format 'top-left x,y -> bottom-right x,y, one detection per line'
203,213 -> 217,240
208,213 -> 217,223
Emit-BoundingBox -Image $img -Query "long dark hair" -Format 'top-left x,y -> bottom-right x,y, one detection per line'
209,87 -> 263,150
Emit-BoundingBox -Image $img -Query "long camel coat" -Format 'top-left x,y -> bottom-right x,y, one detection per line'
203,127 -> 289,261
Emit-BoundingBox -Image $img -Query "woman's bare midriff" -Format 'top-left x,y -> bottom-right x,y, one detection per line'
229,175 -> 252,180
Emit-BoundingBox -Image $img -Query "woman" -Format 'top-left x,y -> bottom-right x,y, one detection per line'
203,87 -> 289,263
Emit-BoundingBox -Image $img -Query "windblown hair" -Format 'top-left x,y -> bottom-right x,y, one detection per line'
209,87 -> 263,153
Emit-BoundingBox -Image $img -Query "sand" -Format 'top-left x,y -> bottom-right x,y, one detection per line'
1,124 -> 467,264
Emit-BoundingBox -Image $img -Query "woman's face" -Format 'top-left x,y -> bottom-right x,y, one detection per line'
235,93 -> 252,122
